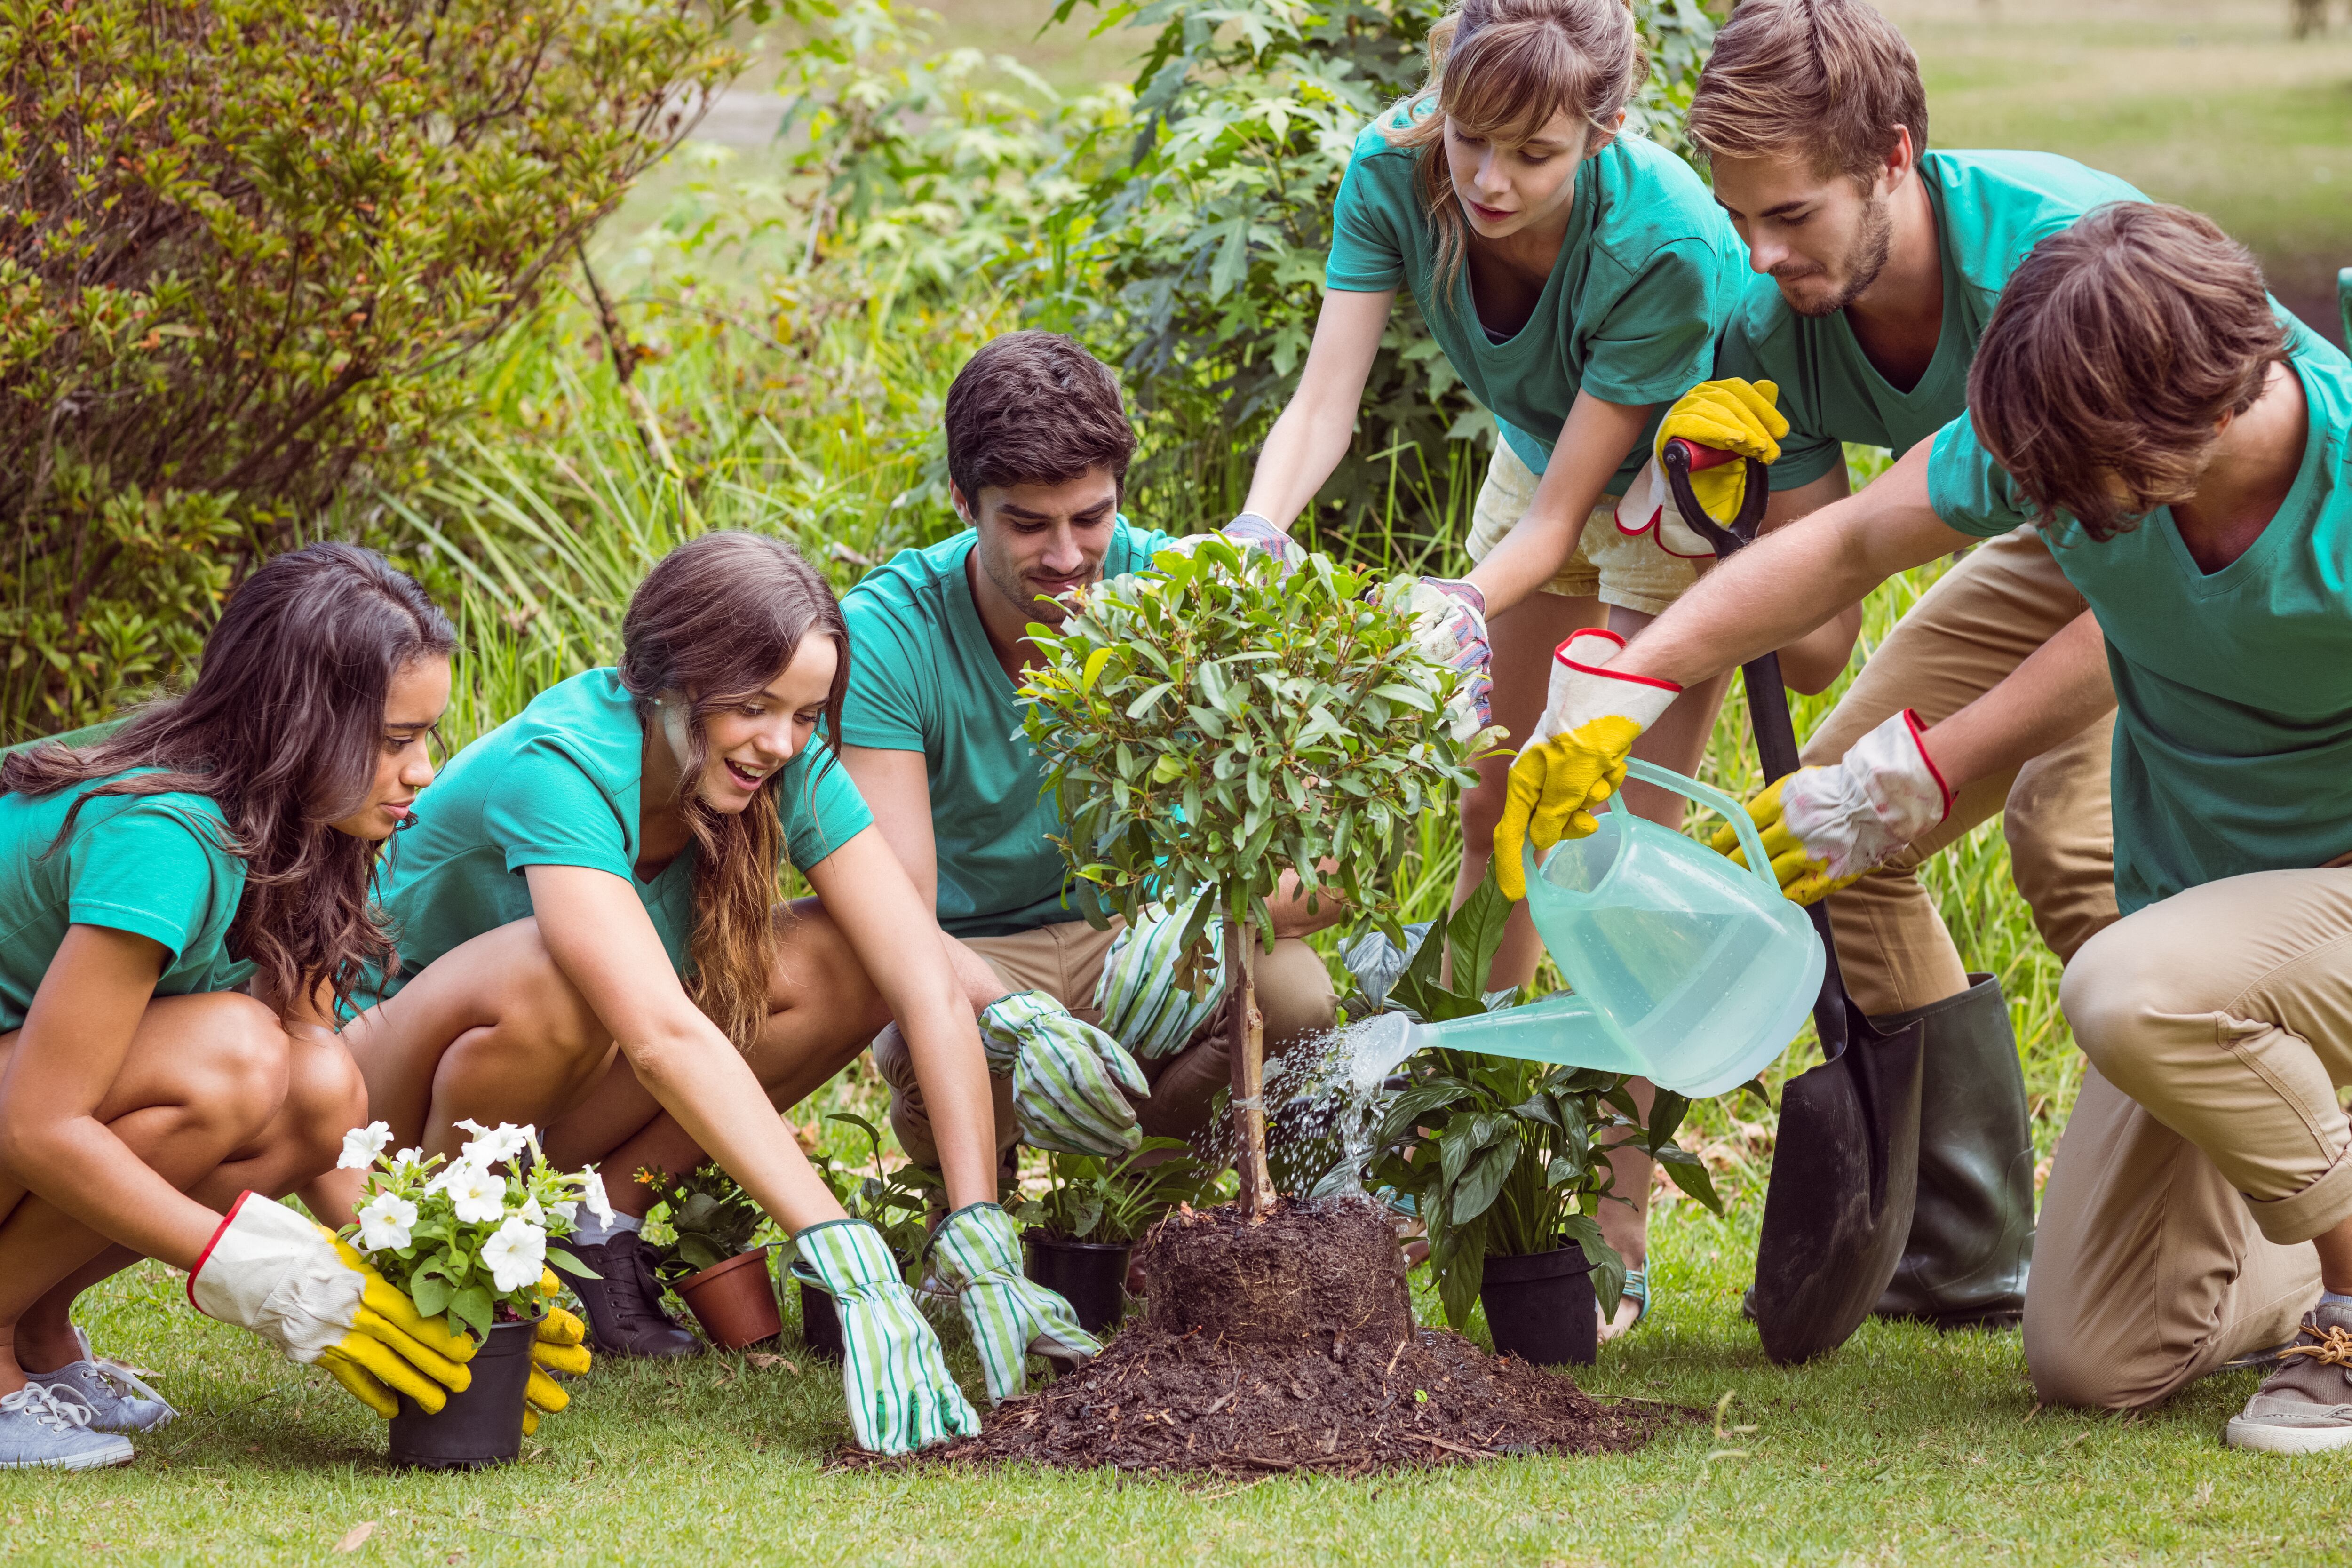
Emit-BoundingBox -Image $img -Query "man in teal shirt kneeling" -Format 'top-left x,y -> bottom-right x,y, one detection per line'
840,333 -> 1339,1170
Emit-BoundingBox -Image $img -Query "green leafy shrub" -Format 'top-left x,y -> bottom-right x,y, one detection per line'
1013,1138 -> 1218,1244
0,0 -> 753,735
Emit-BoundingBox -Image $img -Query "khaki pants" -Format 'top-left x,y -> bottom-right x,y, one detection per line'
875,918 -> 1337,1167
1801,527 -> 2120,1016
2026,868 -> 2352,1407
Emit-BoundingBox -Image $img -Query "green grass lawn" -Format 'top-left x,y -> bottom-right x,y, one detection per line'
5,1185 -> 2338,1567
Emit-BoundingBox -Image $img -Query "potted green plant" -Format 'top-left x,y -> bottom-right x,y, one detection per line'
1021,541 -> 1487,1215
1367,871 -> 1725,1366
779,1113 -> 940,1360
1009,1138 -> 1216,1331
636,1162 -> 779,1350
336,1119 -> 605,1468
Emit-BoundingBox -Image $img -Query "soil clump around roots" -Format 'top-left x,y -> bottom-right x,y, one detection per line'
893,1196 -> 1678,1477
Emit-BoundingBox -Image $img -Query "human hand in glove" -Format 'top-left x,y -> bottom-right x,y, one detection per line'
189,1193 -> 477,1418
1493,629 -> 1681,902
929,1203 -> 1099,1404
1095,901 -> 1224,1062
1708,709 -> 1951,905
978,991 -> 1147,1156
1403,576 -> 1491,742
1165,514 -> 1302,577
792,1218 -> 981,1454
1656,378 -> 1787,525
522,1268 -> 591,1435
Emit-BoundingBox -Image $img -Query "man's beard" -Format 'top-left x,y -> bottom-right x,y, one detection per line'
980,540 -> 1092,624
1782,192 -> 1895,319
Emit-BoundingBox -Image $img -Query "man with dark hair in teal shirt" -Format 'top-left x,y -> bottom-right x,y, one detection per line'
840,334 -> 1340,1171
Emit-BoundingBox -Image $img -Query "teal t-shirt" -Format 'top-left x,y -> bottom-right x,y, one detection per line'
367,669 -> 872,1003
0,772 -> 252,1031
840,519 -> 1174,938
1927,334 -> 2352,914
1325,102 -> 1747,490
1718,151 -> 2146,491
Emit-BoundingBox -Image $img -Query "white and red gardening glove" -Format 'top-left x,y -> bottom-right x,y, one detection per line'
1402,576 -> 1491,742
1709,709 -> 1954,904
1166,513 -> 1303,577
1493,628 -> 1681,901
189,1192 -> 477,1418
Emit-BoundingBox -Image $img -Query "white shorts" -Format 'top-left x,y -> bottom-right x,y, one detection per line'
1462,442 -> 1708,615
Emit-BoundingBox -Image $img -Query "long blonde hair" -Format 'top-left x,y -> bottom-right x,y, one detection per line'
618,533 -> 850,1050
1383,0 -> 1647,300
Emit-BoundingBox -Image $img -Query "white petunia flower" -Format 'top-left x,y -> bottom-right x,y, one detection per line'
580,1169 -> 614,1224
392,1146 -> 425,1171
431,1158 -> 510,1226
549,1199 -> 580,1226
518,1196 -> 545,1225
337,1121 -> 394,1171
355,1193 -> 418,1252
454,1119 -> 533,1167
482,1216 -> 548,1295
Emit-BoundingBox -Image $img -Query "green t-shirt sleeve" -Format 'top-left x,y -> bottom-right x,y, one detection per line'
1325,145 -> 1408,293
840,595 -> 932,755
480,741 -> 636,880
66,801 -> 234,960
779,740 -> 875,873
1576,239 -> 1724,409
1927,415 -> 2036,539
1713,317 -> 1844,492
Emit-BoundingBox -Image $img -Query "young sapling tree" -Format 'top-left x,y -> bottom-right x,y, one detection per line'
1021,540 -> 1487,1215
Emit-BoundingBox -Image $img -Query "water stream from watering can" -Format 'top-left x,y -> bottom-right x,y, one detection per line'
1251,1011 -> 1424,1200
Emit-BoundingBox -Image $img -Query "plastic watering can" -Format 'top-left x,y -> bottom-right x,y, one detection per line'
1366,759 -> 1822,1098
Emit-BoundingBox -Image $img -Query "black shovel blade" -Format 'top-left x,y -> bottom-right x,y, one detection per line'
1750,998 -> 1926,1364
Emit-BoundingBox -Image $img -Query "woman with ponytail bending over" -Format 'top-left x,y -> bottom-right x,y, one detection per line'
342,532 -> 1089,1455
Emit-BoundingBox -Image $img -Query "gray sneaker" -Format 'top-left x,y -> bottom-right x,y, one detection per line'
35,1330 -> 174,1433
2225,1300 -> 2352,1453
0,1384 -> 134,1470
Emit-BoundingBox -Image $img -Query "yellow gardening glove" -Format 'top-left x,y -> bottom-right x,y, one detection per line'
522,1269 -> 589,1433
1655,378 -> 1788,526
1708,712 -> 1952,907
1493,629 -> 1682,902
187,1194 -> 477,1421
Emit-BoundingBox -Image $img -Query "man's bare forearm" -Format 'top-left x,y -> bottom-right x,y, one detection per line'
1919,610 -> 2114,795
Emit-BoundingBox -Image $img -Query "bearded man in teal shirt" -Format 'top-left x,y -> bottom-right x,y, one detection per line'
839,334 -> 1340,1171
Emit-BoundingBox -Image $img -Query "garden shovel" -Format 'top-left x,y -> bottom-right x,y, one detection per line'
1659,439 -> 1925,1366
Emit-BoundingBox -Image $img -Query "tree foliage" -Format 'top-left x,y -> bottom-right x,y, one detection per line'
0,0 -> 751,734
1019,541 -> 1483,985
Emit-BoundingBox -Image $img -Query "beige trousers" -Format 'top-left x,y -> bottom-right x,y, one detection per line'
875,918 -> 1337,1167
1800,527 -> 2121,1016
2026,868 -> 2352,1407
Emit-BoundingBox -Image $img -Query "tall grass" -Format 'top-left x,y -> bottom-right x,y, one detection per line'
392,292 -> 2079,1178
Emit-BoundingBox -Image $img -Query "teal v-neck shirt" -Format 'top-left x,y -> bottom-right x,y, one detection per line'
0,773 -> 252,1031
840,519 -> 1174,937
1929,334 -> 2352,914
1717,151 -> 2146,490
1325,101 -> 1748,489
366,669 -> 871,1004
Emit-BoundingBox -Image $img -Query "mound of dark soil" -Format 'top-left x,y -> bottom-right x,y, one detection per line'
908,1196 -> 1678,1477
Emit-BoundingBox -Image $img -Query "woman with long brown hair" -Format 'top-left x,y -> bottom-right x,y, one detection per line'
340,531 -> 1089,1455
0,541 -> 477,1470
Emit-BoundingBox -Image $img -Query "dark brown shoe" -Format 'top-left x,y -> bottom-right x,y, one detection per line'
564,1233 -> 703,1358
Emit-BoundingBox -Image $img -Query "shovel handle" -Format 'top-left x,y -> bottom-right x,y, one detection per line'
1660,442 -> 1852,1060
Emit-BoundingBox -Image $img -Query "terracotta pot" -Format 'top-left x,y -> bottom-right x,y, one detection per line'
1025,1234 -> 1131,1333
387,1314 -> 538,1470
1479,1244 -> 1597,1368
799,1281 -> 844,1361
674,1246 -> 782,1349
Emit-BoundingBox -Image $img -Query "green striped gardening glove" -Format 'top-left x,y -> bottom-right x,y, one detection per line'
790,1219 -> 979,1454
929,1202 -> 1100,1405
1094,902 -> 1226,1061
978,991 -> 1147,1157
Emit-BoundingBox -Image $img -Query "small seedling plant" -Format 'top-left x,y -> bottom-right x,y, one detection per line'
634,1162 -> 768,1283
774,1112 -> 941,1277
338,1119 -> 608,1341
1366,868 -> 1726,1329
1022,540 -> 1489,1213
1013,1138 -> 1219,1245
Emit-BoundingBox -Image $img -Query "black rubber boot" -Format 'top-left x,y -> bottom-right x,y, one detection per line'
565,1232 -> 704,1358
1870,973 -> 2034,1329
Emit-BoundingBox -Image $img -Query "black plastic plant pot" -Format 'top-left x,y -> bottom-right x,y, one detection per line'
387,1314 -> 538,1470
1480,1245 -> 1598,1368
798,1281 -> 845,1361
1025,1234 -> 1131,1334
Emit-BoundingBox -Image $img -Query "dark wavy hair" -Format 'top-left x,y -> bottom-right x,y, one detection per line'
0,542 -> 456,1013
617,532 -> 850,1050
